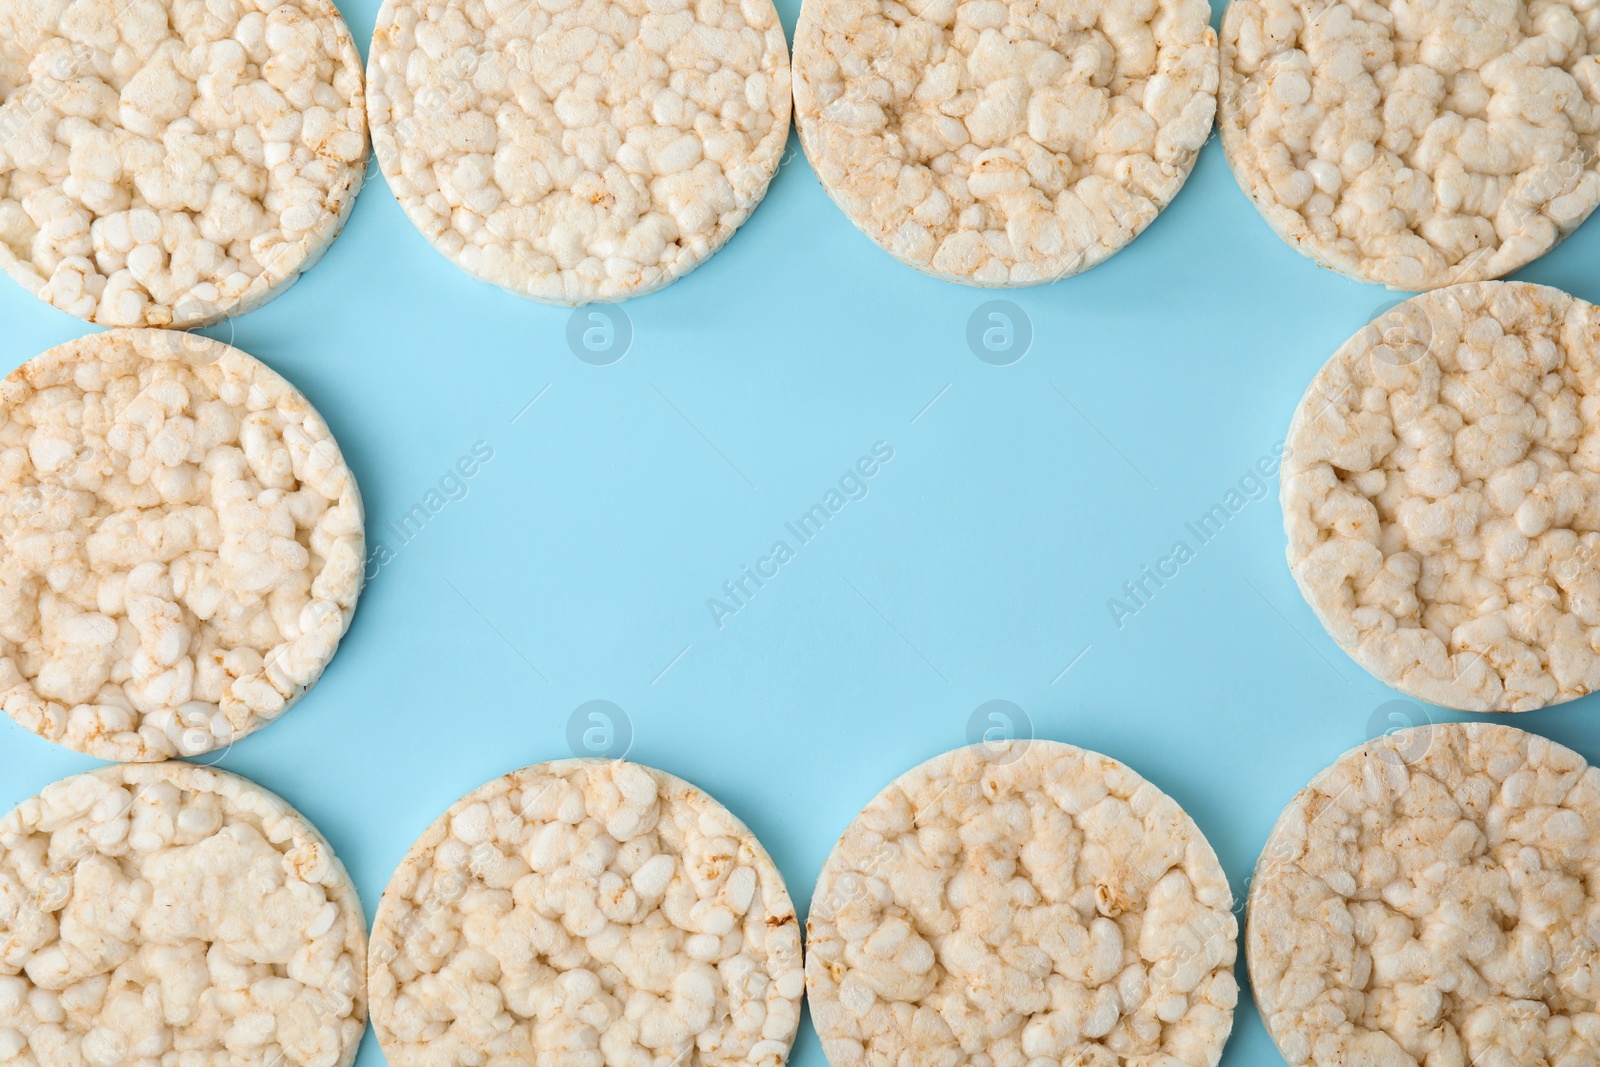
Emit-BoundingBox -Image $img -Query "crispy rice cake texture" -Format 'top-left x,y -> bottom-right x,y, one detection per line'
0,762 -> 368,1067
0,0 -> 368,327
0,330 -> 364,761
807,741 -> 1238,1067
1248,722 -> 1600,1067
369,759 -> 805,1067
1284,281 -> 1600,712
792,0 -> 1219,285
1220,0 -> 1600,290
367,0 -> 793,304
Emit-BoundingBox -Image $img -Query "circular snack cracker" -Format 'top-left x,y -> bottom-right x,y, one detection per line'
366,0 -> 792,306
0,762 -> 369,1067
0,330 -> 365,761
1283,281 -> 1600,712
1219,0 -> 1600,291
368,758 -> 805,1067
791,0 -> 1219,286
806,741 -> 1238,1067
0,0 -> 369,328
1248,722 -> 1600,1067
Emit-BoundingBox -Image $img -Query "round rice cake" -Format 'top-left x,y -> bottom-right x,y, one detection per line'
1283,281 -> 1600,712
790,0 -> 1219,286
0,761 -> 368,1067
805,741 -> 1238,1067
368,758 -> 805,1067
1247,722 -> 1600,1067
1219,0 -> 1600,291
366,0 -> 792,306
0,0 -> 369,328
0,329 -> 366,761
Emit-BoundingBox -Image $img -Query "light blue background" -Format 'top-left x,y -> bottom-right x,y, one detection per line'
2,1 -> 1598,1064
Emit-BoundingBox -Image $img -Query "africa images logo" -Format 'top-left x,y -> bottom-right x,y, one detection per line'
966,301 -> 1032,365
707,442 -> 895,628
1107,443 -> 1286,628
567,306 -> 633,365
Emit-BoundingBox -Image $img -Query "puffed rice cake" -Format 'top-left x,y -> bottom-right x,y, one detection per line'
368,758 -> 805,1067
0,329 -> 365,761
0,0 -> 369,328
1284,281 -> 1600,712
1220,0 -> 1600,290
1248,722 -> 1600,1067
0,761 -> 369,1067
366,0 -> 793,305
806,741 -> 1238,1067
791,0 -> 1219,286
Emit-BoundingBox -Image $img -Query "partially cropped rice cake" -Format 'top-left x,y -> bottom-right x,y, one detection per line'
366,0 -> 792,305
1283,281 -> 1600,711
0,330 -> 365,761
0,0 -> 368,328
1248,723 -> 1600,1067
0,762 -> 368,1067
791,0 -> 1219,285
1220,0 -> 1600,290
806,741 -> 1238,1067
368,759 -> 805,1067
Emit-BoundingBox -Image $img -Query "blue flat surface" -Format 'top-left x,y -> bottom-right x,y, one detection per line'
2,2 -> 1598,1065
